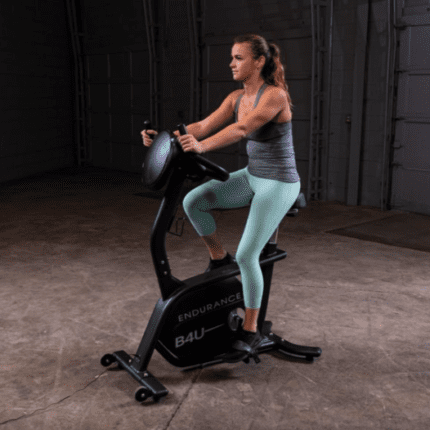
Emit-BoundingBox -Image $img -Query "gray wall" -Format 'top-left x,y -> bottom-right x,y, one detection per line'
1,0 -> 429,216
388,0 -> 430,215
329,0 -> 380,206
82,0 -> 149,172
0,1 -> 75,183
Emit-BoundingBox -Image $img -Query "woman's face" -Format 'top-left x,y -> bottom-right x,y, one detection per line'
230,43 -> 264,83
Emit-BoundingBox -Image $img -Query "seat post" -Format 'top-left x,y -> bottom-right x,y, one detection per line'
261,225 -> 280,257
268,225 -> 279,245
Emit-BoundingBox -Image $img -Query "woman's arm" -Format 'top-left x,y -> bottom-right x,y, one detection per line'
174,121 -> 211,140
199,124 -> 245,154
198,87 -> 286,154
175,91 -> 239,140
184,122 -> 206,140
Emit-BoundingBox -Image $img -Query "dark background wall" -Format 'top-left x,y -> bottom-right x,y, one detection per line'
1,0 -> 429,216
0,1 -> 75,182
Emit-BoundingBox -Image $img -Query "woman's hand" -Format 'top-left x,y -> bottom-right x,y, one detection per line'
177,134 -> 204,154
141,129 -> 158,147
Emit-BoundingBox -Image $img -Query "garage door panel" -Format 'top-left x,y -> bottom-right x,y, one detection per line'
390,6 -> 430,214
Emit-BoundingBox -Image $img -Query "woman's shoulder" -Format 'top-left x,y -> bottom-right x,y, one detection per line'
265,84 -> 287,98
230,88 -> 244,98
228,85 -> 287,109
229,89 -> 245,109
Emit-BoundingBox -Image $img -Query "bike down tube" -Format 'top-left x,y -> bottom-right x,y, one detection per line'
149,166 -> 187,300
130,297 -> 170,373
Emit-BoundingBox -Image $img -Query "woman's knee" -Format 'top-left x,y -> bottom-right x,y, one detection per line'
182,191 -> 195,215
183,187 -> 203,210
235,247 -> 260,266
182,187 -> 214,216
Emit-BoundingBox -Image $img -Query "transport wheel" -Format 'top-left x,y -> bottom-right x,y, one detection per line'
100,354 -> 116,367
135,386 -> 151,403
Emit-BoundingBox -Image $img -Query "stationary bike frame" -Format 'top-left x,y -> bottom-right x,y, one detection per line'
101,123 -> 322,403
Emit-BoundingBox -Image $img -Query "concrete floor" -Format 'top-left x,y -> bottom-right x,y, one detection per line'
1,167 -> 429,430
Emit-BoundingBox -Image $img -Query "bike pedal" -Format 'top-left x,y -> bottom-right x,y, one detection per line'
251,352 -> 261,364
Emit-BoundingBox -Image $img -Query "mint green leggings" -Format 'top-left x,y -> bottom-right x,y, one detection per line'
183,166 -> 301,309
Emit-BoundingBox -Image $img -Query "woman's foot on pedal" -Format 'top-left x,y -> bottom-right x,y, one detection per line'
232,327 -> 262,363
205,252 -> 236,273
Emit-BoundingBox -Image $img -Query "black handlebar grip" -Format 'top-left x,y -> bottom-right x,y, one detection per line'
177,124 -> 188,136
143,120 -> 151,131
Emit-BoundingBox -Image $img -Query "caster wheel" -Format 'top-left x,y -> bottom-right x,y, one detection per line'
228,308 -> 244,332
135,386 -> 151,403
100,354 -> 116,367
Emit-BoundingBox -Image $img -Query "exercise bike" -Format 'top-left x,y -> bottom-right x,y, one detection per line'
101,121 -> 322,403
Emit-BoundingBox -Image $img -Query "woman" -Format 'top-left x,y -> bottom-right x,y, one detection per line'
142,34 -> 300,355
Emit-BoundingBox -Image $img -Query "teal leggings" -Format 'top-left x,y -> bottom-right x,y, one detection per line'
183,166 -> 301,309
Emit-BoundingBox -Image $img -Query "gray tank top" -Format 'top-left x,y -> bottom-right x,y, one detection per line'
235,83 -> 300,183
